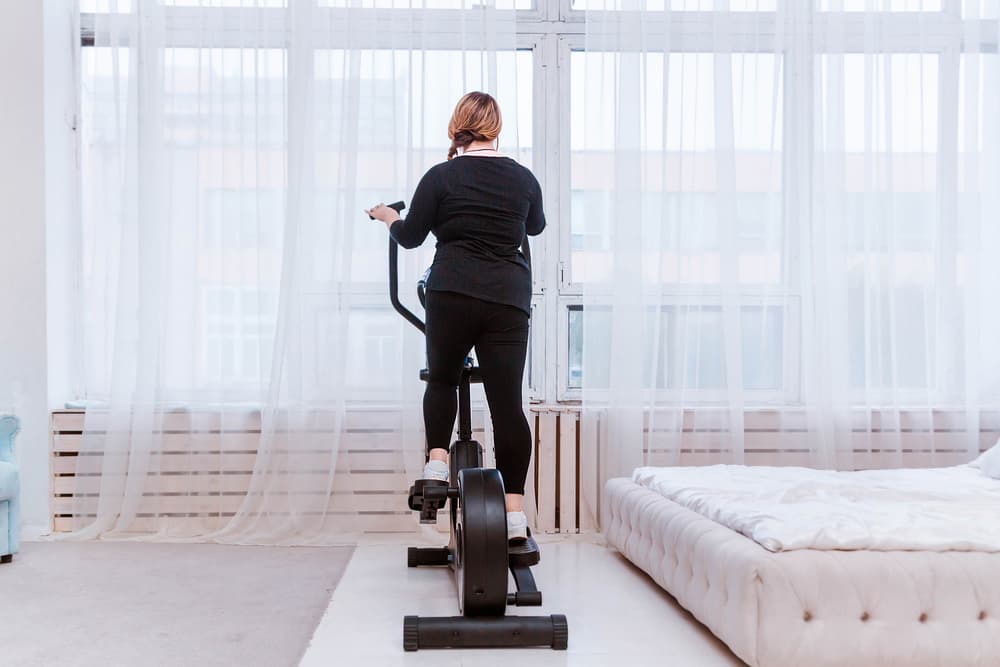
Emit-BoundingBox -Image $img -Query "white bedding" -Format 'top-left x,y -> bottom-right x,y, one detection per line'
632,463 -> 1000,552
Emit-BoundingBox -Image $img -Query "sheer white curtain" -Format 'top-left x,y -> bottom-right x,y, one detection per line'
71,0 -> 527,543
579,0 -> 1000,520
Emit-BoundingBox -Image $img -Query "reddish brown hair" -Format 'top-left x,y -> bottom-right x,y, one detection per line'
447,92 -> 502,160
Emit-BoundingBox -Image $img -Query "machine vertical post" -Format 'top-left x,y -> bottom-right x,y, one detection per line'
458,371 -> 473,441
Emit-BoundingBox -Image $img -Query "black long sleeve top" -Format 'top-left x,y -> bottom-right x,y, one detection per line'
389,155 -> 545,316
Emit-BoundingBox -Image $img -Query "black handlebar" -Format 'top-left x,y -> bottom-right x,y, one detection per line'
381,201 -> 426,334
389,238 -> 428,334
384,199 -> 533,336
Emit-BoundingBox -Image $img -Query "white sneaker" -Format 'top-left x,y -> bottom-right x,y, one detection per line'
422,459 -> 449,483
507,511 -> 528,541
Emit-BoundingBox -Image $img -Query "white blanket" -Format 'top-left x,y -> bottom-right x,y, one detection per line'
632,464 -> 1000,552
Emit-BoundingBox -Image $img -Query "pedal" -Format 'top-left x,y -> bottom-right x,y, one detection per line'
508,528 -> 540,568
408,479 -> 449,522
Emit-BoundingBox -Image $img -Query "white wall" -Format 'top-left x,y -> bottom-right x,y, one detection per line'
0,1 -> 49,534
45,3 -> 81,409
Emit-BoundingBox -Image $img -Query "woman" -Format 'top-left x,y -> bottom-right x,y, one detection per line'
366,91 -> 545,543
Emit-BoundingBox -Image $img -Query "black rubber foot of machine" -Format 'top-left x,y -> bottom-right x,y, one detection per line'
404,614 -> 569,652
384,205 -> 568,651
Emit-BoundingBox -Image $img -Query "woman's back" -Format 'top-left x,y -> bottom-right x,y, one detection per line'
389,155 -> 545,315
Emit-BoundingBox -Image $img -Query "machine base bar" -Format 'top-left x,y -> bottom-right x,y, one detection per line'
403,614 -> 567,651
407,546 -> 451,567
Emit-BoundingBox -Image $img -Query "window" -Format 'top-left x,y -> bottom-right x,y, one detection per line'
79,8 -> 532,401
555,4 -> 997,404
565,46 -> 787,401
78,1 -> 1000,406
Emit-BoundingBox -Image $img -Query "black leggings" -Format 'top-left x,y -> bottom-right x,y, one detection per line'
423,289 -> 531,496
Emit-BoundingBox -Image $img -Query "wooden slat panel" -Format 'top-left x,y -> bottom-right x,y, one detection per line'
53,432 -> 267,454
642,408 -> 1000,435
850,431 -> 996,453
535,411 -> 557,533
558,411 -> 577,533
54,432 -> 416,454
331,472 -> 409,493
522,407 -> 539,529
53,443 -> 405,470
852,451 -> 978,470
53,490 -> 410,514
56,407 -> 1000,437
54,473 -> 255,496
52,517 -> 81,532
54,473 -> 410,507
645,431 -> 993,461
51,410 -> 264,434
577,411 -> 598,532
54,454 -> 409,478
53,512 -> 420,535
51,411 -> 84,432
54,468 -> 405,493
52,409 -> 487,438
50,409 -> 438,533
53,452 -> 340,475
55,494 -> 247,515
650,448 -> 985,469
53,405 -> 997,535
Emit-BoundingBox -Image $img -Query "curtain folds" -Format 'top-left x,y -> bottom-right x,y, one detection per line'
580,1 -> 1000,523
72,0 -> 525,543
71,0 -> 1000,542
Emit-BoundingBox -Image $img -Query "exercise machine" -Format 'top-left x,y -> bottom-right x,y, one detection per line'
380,201 -> 568,651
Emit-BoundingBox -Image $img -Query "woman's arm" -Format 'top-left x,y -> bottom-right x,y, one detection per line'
388,166 -> 442,249
526,175 -> 546,237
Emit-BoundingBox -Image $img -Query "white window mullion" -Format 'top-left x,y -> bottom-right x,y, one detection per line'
781,0 -> 812,406
934,41 -> 961,401
536,32 -> 565,404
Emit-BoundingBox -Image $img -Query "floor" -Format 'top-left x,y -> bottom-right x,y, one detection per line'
1,535 -> 747,666
300,534 -> 746,667
0,541 -> 353,667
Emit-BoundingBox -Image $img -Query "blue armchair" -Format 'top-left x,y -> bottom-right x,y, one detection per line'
0,415 -> 20,563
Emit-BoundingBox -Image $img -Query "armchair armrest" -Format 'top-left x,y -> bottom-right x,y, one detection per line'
0,415 -> 19,462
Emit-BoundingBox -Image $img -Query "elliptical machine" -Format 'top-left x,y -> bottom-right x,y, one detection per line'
381,201 -> 567,652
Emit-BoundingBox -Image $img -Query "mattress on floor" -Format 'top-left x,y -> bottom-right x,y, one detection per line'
631,463 -> 1000,552
604,477 -> 1000,667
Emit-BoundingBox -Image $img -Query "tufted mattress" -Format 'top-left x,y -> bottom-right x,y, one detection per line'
604,477 -> 1000,667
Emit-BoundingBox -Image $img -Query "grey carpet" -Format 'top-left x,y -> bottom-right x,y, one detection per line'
0,541 -> 354,667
